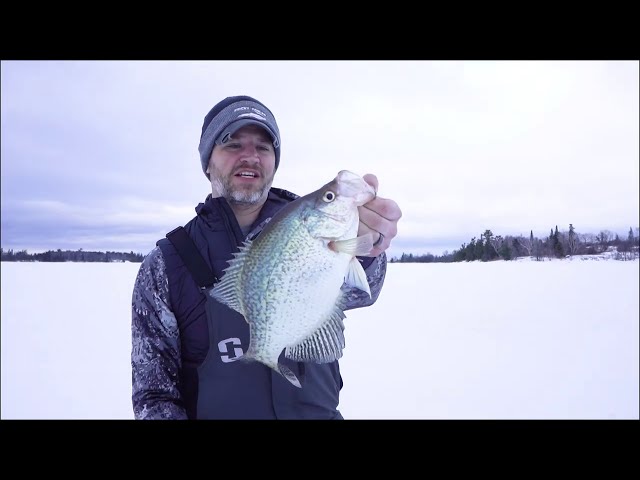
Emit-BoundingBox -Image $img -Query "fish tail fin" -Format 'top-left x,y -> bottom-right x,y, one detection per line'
278,363 -> 302,388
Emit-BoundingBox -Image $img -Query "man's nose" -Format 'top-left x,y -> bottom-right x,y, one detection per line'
241,145 -> 261,160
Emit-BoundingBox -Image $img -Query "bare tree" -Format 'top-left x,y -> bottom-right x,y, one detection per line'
617,235 -> 632,260
566,223 -> 579,256
578,233 -> 597,254
617,227 -> 640,260
579,233 -> 596,243
596,230 -> 614,253
489,235 -> 504,258
515,235 -> 532,256
533,238 -> 544,261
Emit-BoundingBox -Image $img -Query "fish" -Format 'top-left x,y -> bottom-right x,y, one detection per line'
210,170 -> 376,388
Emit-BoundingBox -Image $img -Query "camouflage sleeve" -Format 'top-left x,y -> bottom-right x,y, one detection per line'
342,252 -> 387,311
131,246 -> 188,419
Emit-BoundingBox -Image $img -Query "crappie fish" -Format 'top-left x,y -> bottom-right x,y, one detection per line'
210,170 -> 376,388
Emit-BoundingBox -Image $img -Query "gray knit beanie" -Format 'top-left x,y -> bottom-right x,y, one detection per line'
198,95 -> 281,179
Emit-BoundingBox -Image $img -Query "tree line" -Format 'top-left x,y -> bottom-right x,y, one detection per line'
391,225 -> 640,263
1,248 -> 145,263
3,225 -> 639,264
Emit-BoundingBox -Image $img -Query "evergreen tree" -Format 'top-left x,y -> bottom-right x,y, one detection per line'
453,243 -> 467,262
474,237 -> 484,261
482,230 -> 496,261
499,239 -> 512,260
553,225 -> 565,258
465,238 -> 477,261
567,223 -> 578,255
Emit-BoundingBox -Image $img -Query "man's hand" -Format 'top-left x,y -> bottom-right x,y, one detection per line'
358,174 -> 402,257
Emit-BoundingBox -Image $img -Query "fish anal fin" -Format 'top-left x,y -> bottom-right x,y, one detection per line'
285,304 -> 346,363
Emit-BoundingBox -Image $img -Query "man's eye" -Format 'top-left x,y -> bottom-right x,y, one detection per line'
225,143 -> 241,149
257,145 -> 271,151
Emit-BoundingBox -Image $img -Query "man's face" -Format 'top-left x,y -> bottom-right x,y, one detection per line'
206,124 -> 277,206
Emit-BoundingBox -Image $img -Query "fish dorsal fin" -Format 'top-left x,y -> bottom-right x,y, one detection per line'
208,240 -> 253,318
285,301 -> 347,363
344,256 -> 371,297
329,233 -> 374,256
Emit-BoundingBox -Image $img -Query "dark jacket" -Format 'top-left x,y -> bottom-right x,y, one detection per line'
131,188 -> 387,419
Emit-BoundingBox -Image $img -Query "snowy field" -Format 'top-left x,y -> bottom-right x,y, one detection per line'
1,258 -> 638,419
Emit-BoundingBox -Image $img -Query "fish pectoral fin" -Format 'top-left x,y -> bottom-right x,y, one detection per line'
285,303 -> 346,363
345,257 -> 371,297
329,233 -> 374,256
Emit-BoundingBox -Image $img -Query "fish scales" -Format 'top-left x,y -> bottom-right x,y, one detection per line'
210,170 -> 375,388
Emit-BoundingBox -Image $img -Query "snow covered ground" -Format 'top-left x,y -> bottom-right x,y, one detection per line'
1,257 -> 638,419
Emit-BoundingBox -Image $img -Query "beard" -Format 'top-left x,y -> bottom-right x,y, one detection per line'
210,164 -> 275,206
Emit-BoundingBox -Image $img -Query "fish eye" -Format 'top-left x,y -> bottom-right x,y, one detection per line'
322,191 -> 336,202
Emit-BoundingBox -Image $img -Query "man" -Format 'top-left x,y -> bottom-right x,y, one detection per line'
131,95 -> 401,419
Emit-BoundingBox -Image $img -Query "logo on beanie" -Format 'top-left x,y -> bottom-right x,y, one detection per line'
234,105 -> 268,118
238,112 -> 267,121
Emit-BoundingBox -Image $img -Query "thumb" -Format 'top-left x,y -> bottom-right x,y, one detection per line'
362,174 -> 379,194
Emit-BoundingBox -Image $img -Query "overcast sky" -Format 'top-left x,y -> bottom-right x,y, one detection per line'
1,60 -> 638,258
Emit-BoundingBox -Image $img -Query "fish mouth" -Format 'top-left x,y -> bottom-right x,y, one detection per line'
335,170 -> 376,205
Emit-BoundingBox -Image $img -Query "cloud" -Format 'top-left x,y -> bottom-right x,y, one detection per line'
2,60 -> 638,256
1,196 -> 195,253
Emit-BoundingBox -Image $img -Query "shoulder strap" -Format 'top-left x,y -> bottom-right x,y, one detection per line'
165,226 -> 218,289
